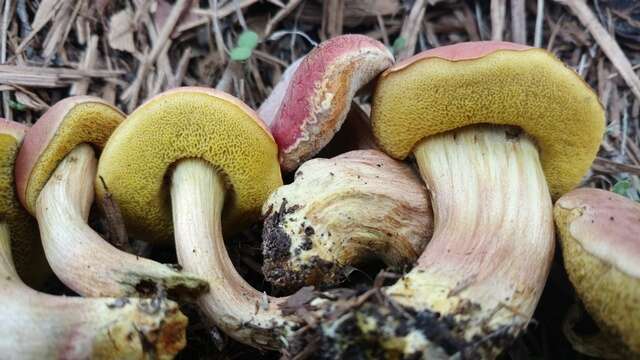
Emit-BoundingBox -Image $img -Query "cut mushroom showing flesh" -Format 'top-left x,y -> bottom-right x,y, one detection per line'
262,149 -> 433,290
555,188 -> 640,355
308,41 -> 605,359
0,119 -> 188,359
14,96 -> 208,298
258,34 -> 394,172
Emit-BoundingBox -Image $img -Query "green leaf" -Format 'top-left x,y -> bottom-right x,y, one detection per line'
237,30 -> 259,49
230,47 -> 253,61
9,100 -> 26,112
392,37 -> 406,54
611,179 -> 631,197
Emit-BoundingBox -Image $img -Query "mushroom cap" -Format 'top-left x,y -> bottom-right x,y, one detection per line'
263,34 -> 394,172
0,119 -> 51,286
371,41 -> 605,198
96,87 -> 283,243
555,188 -> 640,353
15,96 -> 125,214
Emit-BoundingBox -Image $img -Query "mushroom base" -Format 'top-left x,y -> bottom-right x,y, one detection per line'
262,150 -> 431,291
299,125 -> 554,358
0,224 -> 188,359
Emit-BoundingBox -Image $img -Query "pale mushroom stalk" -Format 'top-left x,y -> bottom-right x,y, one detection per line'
37,144 -> 206,297
0,224 -> 188,359
387,126 -> 554,350
172,159 -> 293,349
15,96 -> 208,298
320,41 -> 605,358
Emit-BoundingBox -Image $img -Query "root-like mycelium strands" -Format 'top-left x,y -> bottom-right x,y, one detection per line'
262,149 -> 432,290
318,126 -> 554,359
0,223 -> 188,359
36,144 -> 207,298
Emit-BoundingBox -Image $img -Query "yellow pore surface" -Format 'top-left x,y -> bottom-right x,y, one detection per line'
96,90 -> 283,244
0,133 -> 49,286
24,103 -> 124,212
372,48 -> 605,199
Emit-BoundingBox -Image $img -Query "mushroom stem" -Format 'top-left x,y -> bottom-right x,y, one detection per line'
36,144 -> 208,298
387,125 -> 554,355
0,223 -> 188,359
171,159 -> 294,350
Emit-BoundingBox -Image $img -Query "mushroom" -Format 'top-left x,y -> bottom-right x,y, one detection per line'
314,41 -> 605,358
262,149 -> 433,290
0,119 -> 188,359
14,96 -> 208,298
555,188 -> 640,355
0,119 -> 51,288
95,87 -> 293,349
258,34 -> 394,171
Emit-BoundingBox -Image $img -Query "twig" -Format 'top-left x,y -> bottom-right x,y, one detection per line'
511,0 -> 527,44
1,0 -> 12,120
263,0 -> 304,37
592,157 -> 640,176
491,0 -> 506,41
534,0 -> 545,47
171,47 -> 192,88
121,0 -> 190,111
397,0 -> 426,60
321,0 -> 344,40
555,0 -> 640,101
71,35 -> 98,95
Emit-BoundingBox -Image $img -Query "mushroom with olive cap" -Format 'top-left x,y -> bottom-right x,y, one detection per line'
0,119 -> 188,359
14,96 -> 208,298
313,41 -> 605,358
262,149 -> 433,290
95,87 -> 296,349
258,34 -> 394,171
555,188 -> 640,355
0,120 -> 51,289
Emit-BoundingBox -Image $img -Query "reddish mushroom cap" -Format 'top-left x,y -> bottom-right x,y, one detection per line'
261,34 -> 394,172
15,96 -> 125,214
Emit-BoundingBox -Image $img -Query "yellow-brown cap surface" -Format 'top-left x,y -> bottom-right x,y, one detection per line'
555,188 -> 640,353
96,87 -> 283,243
0,119 -> 51,287
15,96 -> 125,214
371,41 -> 605,199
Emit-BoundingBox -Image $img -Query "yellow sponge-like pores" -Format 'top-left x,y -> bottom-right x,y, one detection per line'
17,99 -> 125,214
372,48 -> 604,199
96,88 -> 283,244
0,127 -> 50,287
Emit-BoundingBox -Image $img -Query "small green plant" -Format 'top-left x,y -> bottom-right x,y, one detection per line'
389,37 -> 406,55
8,100 -> 25,112
230,30 -> 259,61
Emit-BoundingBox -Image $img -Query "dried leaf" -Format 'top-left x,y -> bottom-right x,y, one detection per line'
108,9 -> 136,53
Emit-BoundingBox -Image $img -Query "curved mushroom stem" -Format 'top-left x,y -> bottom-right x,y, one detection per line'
36,144 -> 208,298
0,223 -> 188,359
321,126 -> 554,358
172,159 -> 296,350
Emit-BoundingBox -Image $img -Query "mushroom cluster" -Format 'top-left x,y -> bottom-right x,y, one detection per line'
5,34 -> 636,360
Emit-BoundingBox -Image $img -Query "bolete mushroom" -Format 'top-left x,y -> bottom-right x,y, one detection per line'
95,87 -> 291,349
314,41 -> 604,358
14,96 -> 208,298
0,119 -> 51,288
262,149 -> 432,290
0,119 -> 188,359
258,34 -> 394,171
555,188 -> 640,355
